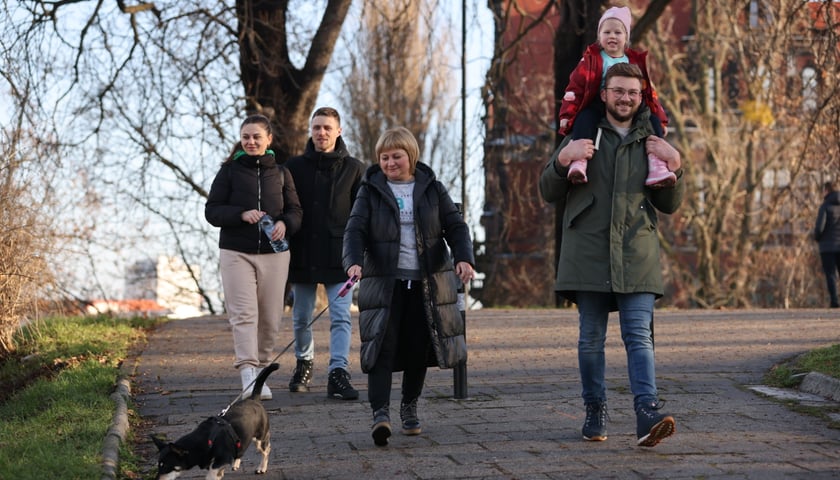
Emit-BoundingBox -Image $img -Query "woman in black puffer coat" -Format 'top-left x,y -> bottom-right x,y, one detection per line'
205,114 -> 302,400
343,127 -> 475,447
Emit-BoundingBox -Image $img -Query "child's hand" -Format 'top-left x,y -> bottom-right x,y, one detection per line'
559,118 -> 569,130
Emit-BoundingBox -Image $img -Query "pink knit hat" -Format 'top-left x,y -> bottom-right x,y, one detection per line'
598,6 -> 631,36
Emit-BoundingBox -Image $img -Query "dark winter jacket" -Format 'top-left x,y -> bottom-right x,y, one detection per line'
205,151 -> 302,254
539,108 -> 684,305
558,42 -> 668,136
342,162 -> 475,373
814,190 -> 840,253
286,137 -> 365,284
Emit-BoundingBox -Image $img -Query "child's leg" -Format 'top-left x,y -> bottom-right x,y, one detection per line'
649,115 -> 665,138
569,104 -> 601,141
567,102 -> 603,184
645,116 -> 676,188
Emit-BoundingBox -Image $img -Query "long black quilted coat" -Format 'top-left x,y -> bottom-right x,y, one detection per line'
342,162 -> 475,373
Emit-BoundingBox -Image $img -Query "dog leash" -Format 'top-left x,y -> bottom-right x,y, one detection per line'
219,275 -> 359,416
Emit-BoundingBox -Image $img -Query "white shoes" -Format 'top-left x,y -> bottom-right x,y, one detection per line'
239,366 -> 272,400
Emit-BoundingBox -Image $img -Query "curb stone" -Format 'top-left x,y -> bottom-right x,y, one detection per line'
800,371 -> 840,403
101,376 -> 131,480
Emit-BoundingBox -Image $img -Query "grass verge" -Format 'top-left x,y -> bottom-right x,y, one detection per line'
0,315 -> 163,480
764,344 -> 840,388
763,343 -> 840,429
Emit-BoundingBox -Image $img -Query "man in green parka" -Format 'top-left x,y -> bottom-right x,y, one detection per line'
539,63 -> 685,448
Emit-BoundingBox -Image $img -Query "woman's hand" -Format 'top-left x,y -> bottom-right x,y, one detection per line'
455,262 -> 474,284
271,220 -> 287,241
347,265 -> 363,280
241,209 -> 265,224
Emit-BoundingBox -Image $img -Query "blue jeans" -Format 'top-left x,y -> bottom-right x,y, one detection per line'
576,291 -> 658,411
292,282 -> 354,372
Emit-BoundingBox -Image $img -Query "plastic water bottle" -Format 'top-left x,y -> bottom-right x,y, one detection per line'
258,214 -> 289,252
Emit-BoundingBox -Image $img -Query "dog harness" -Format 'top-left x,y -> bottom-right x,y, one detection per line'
207,416 -> 242,456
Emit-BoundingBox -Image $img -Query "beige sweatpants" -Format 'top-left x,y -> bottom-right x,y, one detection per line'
220,248 -> 289,369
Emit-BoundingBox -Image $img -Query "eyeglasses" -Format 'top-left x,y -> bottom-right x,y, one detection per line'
605,87 -> 641,99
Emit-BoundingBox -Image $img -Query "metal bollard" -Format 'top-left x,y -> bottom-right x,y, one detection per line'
452,202 -> 468,399
454,283 -> 468,399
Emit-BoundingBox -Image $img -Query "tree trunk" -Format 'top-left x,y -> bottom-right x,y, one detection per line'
237,0 -> 352,162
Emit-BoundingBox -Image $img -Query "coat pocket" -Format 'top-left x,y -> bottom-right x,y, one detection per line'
565,192 -> 595,229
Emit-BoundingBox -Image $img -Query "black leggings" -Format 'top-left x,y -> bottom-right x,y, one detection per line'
367,280 -> 430,412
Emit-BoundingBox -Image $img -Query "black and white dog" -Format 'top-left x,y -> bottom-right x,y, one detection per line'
152,363 -> 279,479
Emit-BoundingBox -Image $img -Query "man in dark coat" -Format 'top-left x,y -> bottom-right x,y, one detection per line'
286,107 -> 366,399
814,180 -> 840,308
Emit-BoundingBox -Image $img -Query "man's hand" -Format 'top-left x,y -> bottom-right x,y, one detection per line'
557,138 -> 595,168
646,136 -> 681,172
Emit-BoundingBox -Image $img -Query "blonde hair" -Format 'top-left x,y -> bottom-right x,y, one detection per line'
375,126 -> 420,175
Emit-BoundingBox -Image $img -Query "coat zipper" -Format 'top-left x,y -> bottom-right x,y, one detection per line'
257,161 -> 263,251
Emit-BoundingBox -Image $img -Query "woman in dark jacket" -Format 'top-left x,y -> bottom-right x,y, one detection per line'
205,114 -> 302,399
343,126 -> 475,447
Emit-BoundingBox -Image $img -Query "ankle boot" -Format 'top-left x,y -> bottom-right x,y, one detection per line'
371,407 -> 391,446
400,398 -> 421,435
288,359 -> 314,392
567,159 -> 588,184
645,153 -> 676,188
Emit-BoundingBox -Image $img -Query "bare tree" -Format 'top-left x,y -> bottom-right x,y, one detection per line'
0,1 -> 350,313
649,0 -> 840,307
335,0 -> 460,185
238,0 -> 352,159
0,99 -> 57,354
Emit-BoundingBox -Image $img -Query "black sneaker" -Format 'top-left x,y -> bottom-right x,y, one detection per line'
288,359 -> 314,392
582,401 -> 608,441
371,408 -> 391,447
327,367 -> 359,400
400,398 -> 422,435
636,402 -> 676,447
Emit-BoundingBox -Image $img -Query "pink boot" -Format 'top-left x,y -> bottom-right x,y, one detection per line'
645,153 -> 676,188
567,159 -> 588,184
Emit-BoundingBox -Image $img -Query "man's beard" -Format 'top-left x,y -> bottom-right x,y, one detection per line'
606,101 -> 638,123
